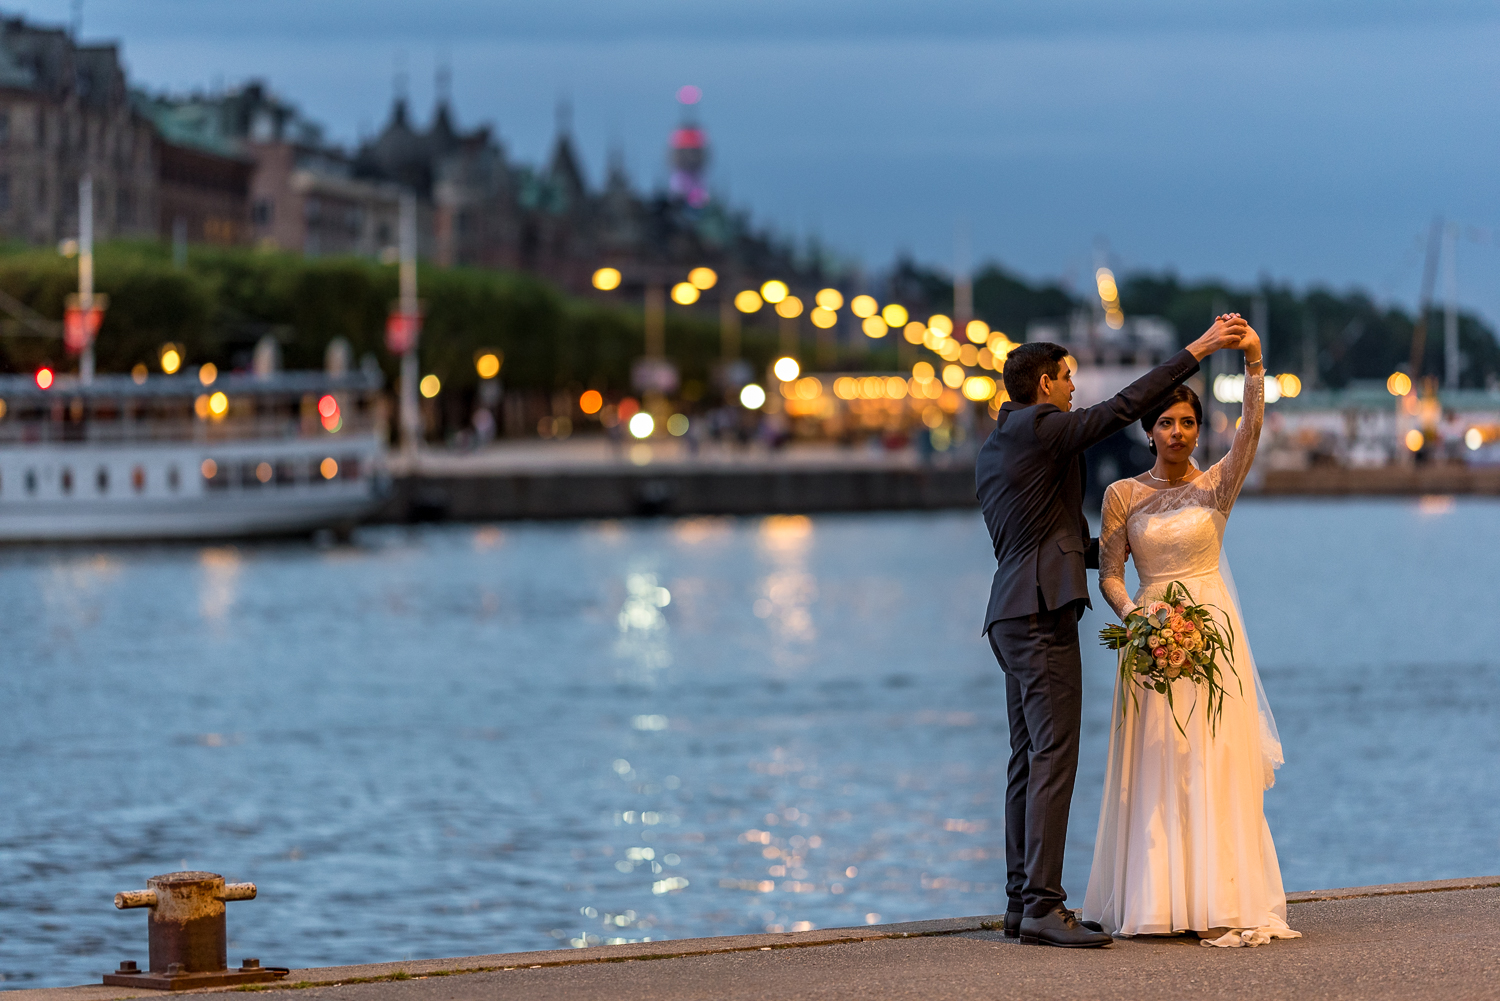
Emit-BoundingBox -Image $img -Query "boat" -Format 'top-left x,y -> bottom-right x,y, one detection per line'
0,367 -> 389,541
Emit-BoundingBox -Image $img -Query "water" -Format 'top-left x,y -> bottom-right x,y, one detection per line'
2,500 -> 1498,988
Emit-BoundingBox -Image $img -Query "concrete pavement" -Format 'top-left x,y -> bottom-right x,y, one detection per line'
15,877 -> 1500,1001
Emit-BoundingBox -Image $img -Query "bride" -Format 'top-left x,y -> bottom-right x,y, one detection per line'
1082,319 -> 1300,948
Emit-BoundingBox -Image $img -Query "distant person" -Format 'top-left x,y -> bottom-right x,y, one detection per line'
975,316 -> 1246,948
1084,322 -> 1300,948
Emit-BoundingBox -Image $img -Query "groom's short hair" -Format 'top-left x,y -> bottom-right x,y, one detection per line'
1003,342 -> 1070,405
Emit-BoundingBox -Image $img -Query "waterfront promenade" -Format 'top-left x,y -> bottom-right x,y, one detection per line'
378,438 -> 1500,522
18,878 -> 1499,1001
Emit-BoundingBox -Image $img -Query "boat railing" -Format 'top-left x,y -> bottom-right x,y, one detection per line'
0,415 -> 383,447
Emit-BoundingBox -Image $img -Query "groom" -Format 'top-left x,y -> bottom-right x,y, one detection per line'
976,317 -> 1246,947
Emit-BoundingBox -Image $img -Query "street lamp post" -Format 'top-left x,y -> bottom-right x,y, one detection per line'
398,193 -> 421,457
78,175 -> 94,383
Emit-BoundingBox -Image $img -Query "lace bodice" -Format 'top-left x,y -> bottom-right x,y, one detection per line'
1099,372 -> 1264,618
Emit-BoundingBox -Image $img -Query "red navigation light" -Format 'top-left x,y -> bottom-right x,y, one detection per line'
35,367 -> 54,390
670,127 -> 705,150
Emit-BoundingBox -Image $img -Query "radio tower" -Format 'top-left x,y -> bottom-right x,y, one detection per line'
669,85 -> 709,208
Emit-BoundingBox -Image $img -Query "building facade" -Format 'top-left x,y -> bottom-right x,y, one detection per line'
0,16 -> 156,246
0,12 -> 828,301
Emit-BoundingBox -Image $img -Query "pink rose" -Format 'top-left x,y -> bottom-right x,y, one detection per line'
1147,601 -> 1171,618
1154,656 -> 1168,670
1168,615 -> 1189,633
1168,648 -> 1187,667
1151,647 -> 1166,659
1174,603 -> 1187,615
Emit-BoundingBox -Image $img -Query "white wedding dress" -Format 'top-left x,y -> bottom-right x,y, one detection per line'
1082,371 -> 1300,947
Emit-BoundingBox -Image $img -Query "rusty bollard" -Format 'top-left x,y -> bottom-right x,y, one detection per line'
103,871 -> 288,990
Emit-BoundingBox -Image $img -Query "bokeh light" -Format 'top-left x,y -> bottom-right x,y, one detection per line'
903,321 -> 925,344
1405,428 -> 1424,452
629,412 -> 655,439
671,282 -> 700,305
159,346 -> 182,374
760,280 -> 789,303
667,414 -> 690,436
815,288 -> 844,310
810,307 -> 838,328
579,389 -> 603,415
928,314 -> 953,336
850,295 -> 878,318
208,391 -> 229,416
475,352 -> 502,379
739,383 -> 767,409
1387,372 -> 1412,396
963,375 -> 998,401
688,267 -> 718,290
966,319 -> 990,343
592,267 -> 622,291
419,374 -> 441,398
735,290 -> 763,313
862,316 -> 888,338
198,362 -> 218,386
942,364 -> 965,388
881,303 -> 908,328
773,357 -> 801,382
775,296 -> 803,318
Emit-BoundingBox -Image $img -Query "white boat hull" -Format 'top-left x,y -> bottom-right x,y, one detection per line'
0,439 -> 386,541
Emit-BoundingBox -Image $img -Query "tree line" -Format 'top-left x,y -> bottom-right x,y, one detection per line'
2,242 -> 1494,411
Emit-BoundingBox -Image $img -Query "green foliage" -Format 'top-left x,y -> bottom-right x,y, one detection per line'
0,242 -> 740,397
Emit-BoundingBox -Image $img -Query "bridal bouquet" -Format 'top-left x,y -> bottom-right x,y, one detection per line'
1099,581 -> 1239,735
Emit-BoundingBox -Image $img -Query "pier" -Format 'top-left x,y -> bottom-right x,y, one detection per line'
15,877 -> 1499,1001
375,440 -> 1500,523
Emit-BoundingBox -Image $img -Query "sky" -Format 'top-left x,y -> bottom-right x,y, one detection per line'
13,1 -> 1500,323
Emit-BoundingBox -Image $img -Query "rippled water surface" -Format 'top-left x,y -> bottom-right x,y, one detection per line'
2,500 -> 1498,988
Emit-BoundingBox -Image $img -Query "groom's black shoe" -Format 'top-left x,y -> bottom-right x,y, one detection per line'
1006,909 -> 1103,938
1019,906 -> 1113,948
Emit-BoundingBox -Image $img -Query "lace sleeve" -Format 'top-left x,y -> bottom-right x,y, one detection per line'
1214,369 -> 1264,513
1098,481 -> 1136,619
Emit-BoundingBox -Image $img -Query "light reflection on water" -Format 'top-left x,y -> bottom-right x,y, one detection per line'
1,501 -> 1498,988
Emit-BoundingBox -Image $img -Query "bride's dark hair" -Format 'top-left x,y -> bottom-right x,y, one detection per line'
1141,386 -> 1203,455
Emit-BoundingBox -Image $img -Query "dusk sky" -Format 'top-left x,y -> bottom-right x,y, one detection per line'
14,1 -> 1500,325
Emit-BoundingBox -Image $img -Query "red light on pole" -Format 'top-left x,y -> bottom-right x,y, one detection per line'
35,367 -> 54,389
385,312 -> 421,354
63,302 -> 105,354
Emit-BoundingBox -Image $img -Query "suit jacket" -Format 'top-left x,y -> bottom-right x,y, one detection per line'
976,349 -> 1201,634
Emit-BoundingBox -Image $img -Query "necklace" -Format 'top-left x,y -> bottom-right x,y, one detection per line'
1146,462 -> 1199,486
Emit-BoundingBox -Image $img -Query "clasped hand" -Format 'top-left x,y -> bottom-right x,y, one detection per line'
1187,313 -> 1259,361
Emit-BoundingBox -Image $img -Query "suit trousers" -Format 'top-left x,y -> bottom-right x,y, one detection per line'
987,601 -> 1083,918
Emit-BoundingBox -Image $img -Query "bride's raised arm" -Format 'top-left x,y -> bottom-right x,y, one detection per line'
1213,337 -> 1265,514
1098,481 -> 1136,619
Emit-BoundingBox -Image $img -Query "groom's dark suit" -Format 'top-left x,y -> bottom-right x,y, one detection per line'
976,348 -> 1201,919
